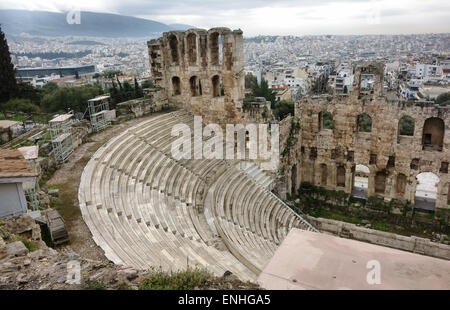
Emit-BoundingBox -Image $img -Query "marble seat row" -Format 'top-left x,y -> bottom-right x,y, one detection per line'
79,110 -> 317,280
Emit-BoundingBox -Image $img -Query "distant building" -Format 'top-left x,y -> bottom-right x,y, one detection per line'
415,63 -> 442,80
334,70 -> 354,94
16,65 -> 95,79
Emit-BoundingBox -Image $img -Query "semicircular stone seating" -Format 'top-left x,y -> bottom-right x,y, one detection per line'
78,110 -> 317,281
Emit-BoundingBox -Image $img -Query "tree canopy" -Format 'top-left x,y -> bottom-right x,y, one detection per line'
272,100 -> 294,120
251,79 -> 276,106
436,92 -> 450,106
245,73 -> 258,90
0,25 -> 18,114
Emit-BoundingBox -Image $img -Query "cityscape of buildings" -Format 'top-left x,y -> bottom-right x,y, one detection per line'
7,32 -> 450,102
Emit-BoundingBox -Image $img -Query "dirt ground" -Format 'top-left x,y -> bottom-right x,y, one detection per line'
46,112 -> 164,262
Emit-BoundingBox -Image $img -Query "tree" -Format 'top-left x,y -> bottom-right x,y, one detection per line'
245,73 -> 258,90
16,82 -> 43,106
41,84 -> 103,113
272,100 -> 294,120
42,82 -> 58,94
251,79 -> 276,107
5,98 -> 39,116
435,92 -> 450,106
0,25 -> 18,115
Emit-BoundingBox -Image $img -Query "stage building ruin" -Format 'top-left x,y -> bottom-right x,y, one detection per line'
283,63 -> 449,214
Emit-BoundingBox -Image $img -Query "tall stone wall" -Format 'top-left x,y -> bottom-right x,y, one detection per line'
148,28 -> 246,125
286,63 -> 450,215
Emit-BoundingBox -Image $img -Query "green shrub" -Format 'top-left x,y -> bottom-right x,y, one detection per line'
139,267 -> 210,290
86,281 -> 107,290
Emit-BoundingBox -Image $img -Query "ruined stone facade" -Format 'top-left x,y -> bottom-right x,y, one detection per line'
286,63 -> 449,214
147,28 -> 246,125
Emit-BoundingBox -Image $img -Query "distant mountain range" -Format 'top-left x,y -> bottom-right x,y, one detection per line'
0,9 -> 196,37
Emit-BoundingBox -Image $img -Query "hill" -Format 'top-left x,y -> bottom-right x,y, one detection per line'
0,9 -> 195,38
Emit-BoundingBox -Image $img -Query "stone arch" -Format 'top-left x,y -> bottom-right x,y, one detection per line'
396,173 -> 407,195
319,111 -> 333,130
352,164 -> 369,199
171,76 -> 181,95
375,170 -> 387,194
422,117 -> 444,151
209,32 -> 221,66
211,75 -> 221,97
189,76 -> 199,96
320,163 -> 327,185
186,32 -> 197,65
168,34 -> 179,65
357,113 -> 372,132
336,165 -> 346,187
398,115 -> 415,136
414,172 -> 439,212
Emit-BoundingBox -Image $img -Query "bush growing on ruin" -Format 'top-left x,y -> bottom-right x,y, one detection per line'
273,100 -> 294,120
435,92 -> 450,106
399,116 -> 415,136
139,267 -> 210,290
251,79 -> 276,106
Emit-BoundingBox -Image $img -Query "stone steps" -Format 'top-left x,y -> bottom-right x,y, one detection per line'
78,110 -> 316,281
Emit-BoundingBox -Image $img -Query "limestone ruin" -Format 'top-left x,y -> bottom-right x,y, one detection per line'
281,63 -> 449,215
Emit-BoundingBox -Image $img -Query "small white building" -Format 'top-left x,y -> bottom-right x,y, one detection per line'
0,149 -> 37,219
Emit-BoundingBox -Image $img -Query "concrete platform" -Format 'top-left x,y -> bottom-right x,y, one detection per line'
258,229 -> 450,290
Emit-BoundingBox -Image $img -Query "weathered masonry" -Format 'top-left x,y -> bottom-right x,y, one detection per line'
148,28 -> 246,125
287,63 -> 449,214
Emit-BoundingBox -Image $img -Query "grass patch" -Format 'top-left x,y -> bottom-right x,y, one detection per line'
116,282 -> 133,290
86,281 -> 107,290
50,182 -> 81,232
11,236 -> 40,252
318,209 -> 362,225
139,268 -> 210,290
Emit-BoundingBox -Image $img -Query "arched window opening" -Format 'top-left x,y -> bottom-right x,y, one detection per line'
398,115 -> 415,136
414,172 -> 439,213
186,33 -> 197,65
209,32 -> 220,66
291,165 -> 297,195
357,113 -> 372,132
396,173 -> 407,195
320,163 -> 328,186
189,76 -> 199,96
336,166 -> 346,187
212,75 -> 221,97
352,165 -> 369,199
169,35 -> 179,65
375,171 -> 387,194
319,111 -> 333,130
422,117 -> 444,151
172,76 -> 181,96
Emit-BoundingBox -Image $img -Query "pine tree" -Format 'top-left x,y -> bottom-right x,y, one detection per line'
0,25 -> 18,115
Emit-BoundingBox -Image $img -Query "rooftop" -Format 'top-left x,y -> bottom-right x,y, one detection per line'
17,145 -> 39,160
49,114 -> 73,124
0,149 -> 37,179
0,120 -> 21,129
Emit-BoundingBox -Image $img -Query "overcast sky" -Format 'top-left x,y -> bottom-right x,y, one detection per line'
0,0 -> 449,36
